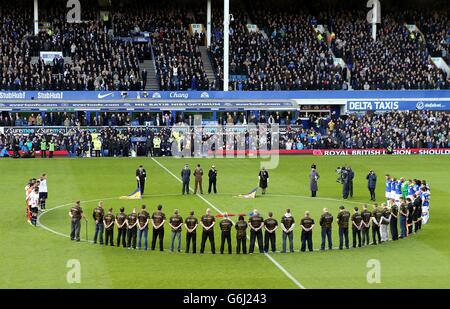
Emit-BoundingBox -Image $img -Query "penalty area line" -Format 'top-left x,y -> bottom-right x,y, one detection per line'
150,157 -> 306,289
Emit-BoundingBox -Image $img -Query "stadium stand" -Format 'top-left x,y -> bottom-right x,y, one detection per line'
1,0 -> 448,91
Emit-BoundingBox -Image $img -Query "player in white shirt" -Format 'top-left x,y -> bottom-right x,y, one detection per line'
29,186 -> 40,226
38,174 -> 48,211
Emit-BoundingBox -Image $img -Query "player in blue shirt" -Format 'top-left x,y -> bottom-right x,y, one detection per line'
385,175 -> 392,202
395,179 -> 403,205
420,186 -> 430,225
407,179 -> 416,200
390,178 -> 397,202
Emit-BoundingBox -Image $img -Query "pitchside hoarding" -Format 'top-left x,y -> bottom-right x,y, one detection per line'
0,90 -> 448,111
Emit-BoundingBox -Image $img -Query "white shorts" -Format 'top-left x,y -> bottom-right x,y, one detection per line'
385,192 -> 390,198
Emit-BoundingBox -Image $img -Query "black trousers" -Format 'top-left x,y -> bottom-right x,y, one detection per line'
361,227 -> 370,246
369,187 -> 376,200
200,230 -> 215,253
236,237 -> 247,254
415,218 -> 422,232
342,183 -> 350,199
301,230 -> 313,252
182,181 -> 190,194
390,217 -> 398,240
220,231 -> 232,254
186,232 -> 197,253
406,219 -> 413,235
152,228 -> 164,251
137,180 -> 145,195
349,181 -> 354,197
264,231 -> 276,252
352,229 -> 361,247
127,227 -> 137,249
117,227 -> 127,247
49,151 -> 53,158
339,227 -> 349,249
105,229 -> 114,246
41,150 -> 46,158
311,191 -> 317,197
208,179 -> 217,193
249,229 -> 264,253
372,225 -> 381,244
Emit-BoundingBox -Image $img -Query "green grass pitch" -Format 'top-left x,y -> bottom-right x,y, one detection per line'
1,155 -> 449,289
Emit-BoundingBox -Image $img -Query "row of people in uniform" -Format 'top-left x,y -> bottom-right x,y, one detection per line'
68,199 -> 425,253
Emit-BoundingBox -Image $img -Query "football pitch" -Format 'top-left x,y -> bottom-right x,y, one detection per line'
1,155 -> 449,289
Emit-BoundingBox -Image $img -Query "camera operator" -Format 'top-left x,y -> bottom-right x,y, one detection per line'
366,170 -> 377,201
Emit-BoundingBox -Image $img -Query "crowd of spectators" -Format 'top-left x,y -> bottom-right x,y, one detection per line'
209,7 -> 346,91
326,11 -> 448,90
1,1 -> 146,91
1,111 -> 448,158
1,1 -> 448,92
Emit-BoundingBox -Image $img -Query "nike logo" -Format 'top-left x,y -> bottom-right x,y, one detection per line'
97,93 -> 114,99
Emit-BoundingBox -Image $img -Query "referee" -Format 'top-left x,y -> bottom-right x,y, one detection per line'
136,165 -> 147,195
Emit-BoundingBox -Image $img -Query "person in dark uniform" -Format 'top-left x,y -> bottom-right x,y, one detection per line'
264,212 -> 278,253
413,193 -> 422,233
193,164 -> 204,194
390,200 -> 399,240
371,203 -> 382,245
235,215 -> 248,254
184,210 -> 198,253
337,205 -> 350,249
126,208 -> 138,249
258,167 -> 269,195
351,207 -> 362,248
200,208 -> 216,254
360,204 -> 371,246
281,209 -> 295,253
399,198 -> 409,238
348,166 -> 355,198
406,197 -> 415,235
300,211 -> 315,252
319,208 -> 333,250
103,208 -> 115,246
169,209 -> 183,253
115,207 -> 127,247
92,201 -> 105,245
137,204 -> 150,250
136,165 -> 147,195
181,164 -> 191,195
341,167 -> 350,199
208,165 -> 218,194
151,204 -> 166,251
366,170 -> 377,201
219,213 -> 233,254
69,201 -> 84,241
249,209 -> 264,253
309,167 -> 320,197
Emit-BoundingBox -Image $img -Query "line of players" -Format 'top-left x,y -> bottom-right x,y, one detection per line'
385,175 -> 431,225
24,174 -> 48,226
68,196 -> 428,253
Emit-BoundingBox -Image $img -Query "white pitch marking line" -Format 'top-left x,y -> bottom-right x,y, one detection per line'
151,157 -> 306,289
